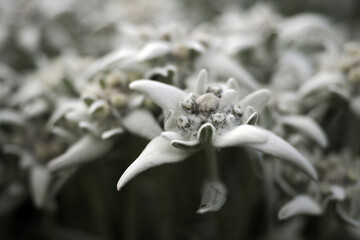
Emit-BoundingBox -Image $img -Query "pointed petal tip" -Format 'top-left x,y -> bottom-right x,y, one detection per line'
280,115 -> 328,148
214,125 -> 318,181
116,179 -> 124,191
199,69 -> 208,76
197,181 -> 227,214
278,195 -> 322,220
129,79 -> 147,90
194,69 -> 209,94
115,136 -> 191,192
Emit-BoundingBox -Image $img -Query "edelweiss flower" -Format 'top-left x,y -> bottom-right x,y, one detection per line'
117,70 -> 318,213
46,58 -> 162,173
278,152 -> 360,227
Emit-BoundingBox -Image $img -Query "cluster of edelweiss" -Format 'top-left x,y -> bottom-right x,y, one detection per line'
1,1 -> 360,232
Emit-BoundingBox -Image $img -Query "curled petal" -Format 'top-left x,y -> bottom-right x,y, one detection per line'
213,125 -> 267,147
280,115 -> 328,147
240,89 -> 271,113
197,123 -> 215,144
197,181 -> 227,214
130,80 -> 187,113
278,195 -> 322,220
185,41 -> 205,53
117,136 -> 191,190
194,69 -> 208,95
171,139 -> 202,152
48,135 -> 113,172
199,52 -> 259,90
145,65 -> 177,80
101,128 -> 124,139
214,125 -> 317,181
47,100 -> 85,127
244,112 -> 258,125
123,109 -> 162,140
88,100 -> 108,115
136,41 -> 172,62
297,72 -> 343,98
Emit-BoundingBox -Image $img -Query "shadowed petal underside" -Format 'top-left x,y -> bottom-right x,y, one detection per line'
117,136 -> 192,190
214,125 -> 318,181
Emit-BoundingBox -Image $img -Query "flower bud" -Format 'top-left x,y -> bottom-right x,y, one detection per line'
182,97 -> 197,112
196,93 -> 219,113
211,112 -> 226,127
177,115 -> 191,131
207,85 -> 222,97
233,104 -> 244,117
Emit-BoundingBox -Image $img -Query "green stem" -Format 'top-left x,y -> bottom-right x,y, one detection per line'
204,145 -> 219,181
204,145 -> 225,239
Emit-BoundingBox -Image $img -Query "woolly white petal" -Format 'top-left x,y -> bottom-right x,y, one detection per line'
101,128 -> 124,139
117,136 -> 191,190
82,49 -> 135,79
47,100 -> 85,127
171,139 -> 201,152
136,41 -> 171,62
88,99 -> 108,115
194,69 -> 208,95
198,52 -> 259,90
48,135 -> 113,172
197,181 -> 227,214
123,109 -> 162,140
298,72 -> 343,98
214,125 -> 317,180
278,195 -> 322,220
197,123 -> 216,144
213,125 -> 267,147
219,89 -> 238,108
161,131 -> 184,141
130,80 -> 187,113
240,89 -> 271,112
330,185 -> 346,201
280,115 -> 328,147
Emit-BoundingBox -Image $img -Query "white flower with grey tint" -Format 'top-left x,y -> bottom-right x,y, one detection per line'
296,42 -> 360,119
278,151 -> 360,227
47,58 -> 162,173
117,69 -> 318,213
